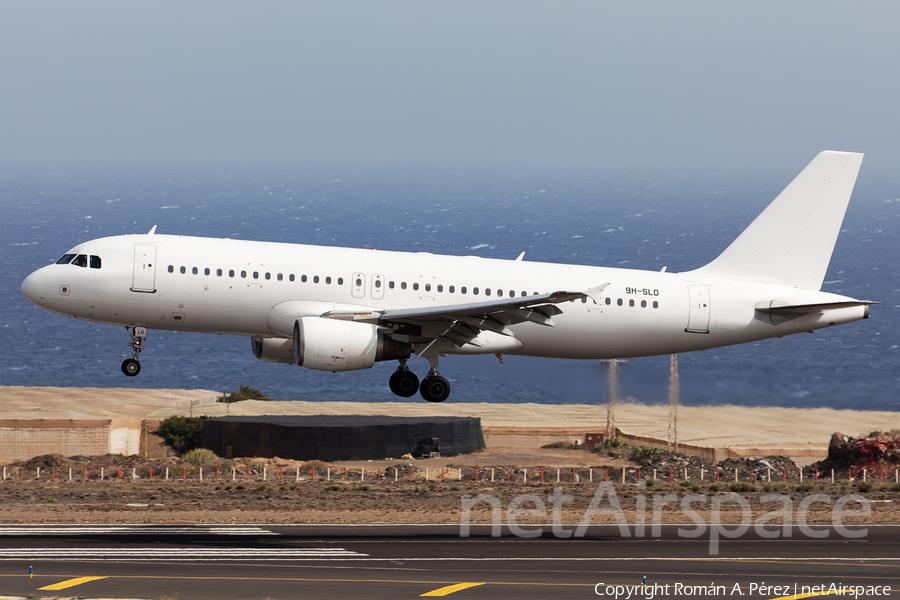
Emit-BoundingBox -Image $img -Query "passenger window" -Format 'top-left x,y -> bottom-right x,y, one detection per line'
168,265 -> 174,273
653,301 -> 659,309
217,269 -> 223,276
356,278 -> 362,286
510,291 -> 515,298
461,286 -> 467,294
191,267 -> 197,275
90,256 -> 101,269
301,275 -> 307,283
253,272 -> 259,279
605,297 -> 611,305
473,287 -> 479,295
241,271 -> 247,278
72,255 -> 88,267
56,254 -> 76,265
449,285 -> 455,293
277,273 -> 283,281
204,268 -> 210,276
617,298 -> 623,306
641,300 -> 647,308
413,283 -> 419,291
401,282 -> 407,290
374,279 -> 380,288
289,274 -> 295,282
180,266 -> 186,274
314,276 -> 319,283
338,277 -> 343,285
496,289 -> 502,296
265,273 -> 271,280
485,288 -> 491,296
389,281 -> 395,289
521,291 -> 526,297
424,283 -> 430,292
229,270 -> 235,277
437,284 -> 443,292
581,297 -> 587,303
326,277 -> 332,284
629,299 -> 635,307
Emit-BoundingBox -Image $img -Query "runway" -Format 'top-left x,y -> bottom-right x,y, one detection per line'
0,524 -> 897,599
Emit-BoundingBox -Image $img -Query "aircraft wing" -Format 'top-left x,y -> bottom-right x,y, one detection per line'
321,283 -> 609,347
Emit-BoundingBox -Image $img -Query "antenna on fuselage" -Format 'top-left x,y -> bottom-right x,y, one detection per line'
148,225 -> 158,235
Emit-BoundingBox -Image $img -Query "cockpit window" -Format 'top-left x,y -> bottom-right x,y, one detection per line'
56,254 -> 76,265
89,256 -> 101,269
72,254 -> 88,268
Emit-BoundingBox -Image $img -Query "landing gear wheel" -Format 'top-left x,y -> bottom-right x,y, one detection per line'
420,375 -> 450,403
121,358 -> 141,377
389,370 -> 420,397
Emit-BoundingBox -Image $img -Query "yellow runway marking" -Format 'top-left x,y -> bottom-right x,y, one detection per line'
38,575 -> 108,590
421,582 -> 486,596
771,592 -> 842,600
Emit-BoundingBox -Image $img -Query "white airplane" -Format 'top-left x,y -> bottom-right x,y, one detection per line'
21,151 -> 875,402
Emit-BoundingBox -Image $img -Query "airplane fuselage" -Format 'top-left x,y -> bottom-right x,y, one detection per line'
22,233 -> 866,360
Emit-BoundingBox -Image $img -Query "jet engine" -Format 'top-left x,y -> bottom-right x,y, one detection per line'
250,336 -> 295,364
293,317 -> 410,372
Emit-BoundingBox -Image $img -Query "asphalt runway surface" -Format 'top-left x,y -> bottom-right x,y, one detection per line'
0,524 -> 897,599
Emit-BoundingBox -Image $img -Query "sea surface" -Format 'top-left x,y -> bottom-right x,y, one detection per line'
1,163 -> 897,412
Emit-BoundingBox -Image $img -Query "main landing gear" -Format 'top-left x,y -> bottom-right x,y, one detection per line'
388,359 -> 451,403
389,360 -> 420,398
121,326 -> 146,377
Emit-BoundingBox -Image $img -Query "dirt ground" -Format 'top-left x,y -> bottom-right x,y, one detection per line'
2,447 -> 897,525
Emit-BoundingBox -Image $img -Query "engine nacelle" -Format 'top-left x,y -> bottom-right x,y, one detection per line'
251,336 -> 295,364
293,317 -> 410,372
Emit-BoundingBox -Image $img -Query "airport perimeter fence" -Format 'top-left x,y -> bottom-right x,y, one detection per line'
1,464 -> 898,486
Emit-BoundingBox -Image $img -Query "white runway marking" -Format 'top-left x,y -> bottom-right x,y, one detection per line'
0,525 -> 278,536
0,548 -> 367,561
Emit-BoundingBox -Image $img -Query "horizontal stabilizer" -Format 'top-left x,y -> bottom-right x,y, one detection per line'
755,300 -> 877,315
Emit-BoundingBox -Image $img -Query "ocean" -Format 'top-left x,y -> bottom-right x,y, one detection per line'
1,163 -> 897,412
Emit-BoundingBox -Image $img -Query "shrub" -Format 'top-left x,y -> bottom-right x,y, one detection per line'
220,385 -> 271,403
708,482 -> 723,492
630,446 -> 665,462
299,460 -> 329,474
151,416 -> 207,455
644,478 -> 657,488
727,482 -> 759,493
857,481 -> 875,493
794,483 -> 815,493
679,478 -> 699,488
355,484 -> 371,491
181,448 -> 218,467
601,437 -> 630,449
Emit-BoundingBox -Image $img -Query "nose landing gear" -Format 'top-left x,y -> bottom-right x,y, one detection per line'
121,326 -> 146,377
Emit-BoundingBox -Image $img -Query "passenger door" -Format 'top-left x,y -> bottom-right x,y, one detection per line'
131,245 -> 157,293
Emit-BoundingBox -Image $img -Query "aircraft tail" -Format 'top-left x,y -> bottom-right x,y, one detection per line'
687,150 -> 864,290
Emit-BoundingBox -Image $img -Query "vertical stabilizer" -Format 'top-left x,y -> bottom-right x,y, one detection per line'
688,151 -> 863,290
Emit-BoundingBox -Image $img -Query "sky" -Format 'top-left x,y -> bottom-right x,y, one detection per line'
1,1 -> 898,175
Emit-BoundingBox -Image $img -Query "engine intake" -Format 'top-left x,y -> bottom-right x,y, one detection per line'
293,317 -> 410,371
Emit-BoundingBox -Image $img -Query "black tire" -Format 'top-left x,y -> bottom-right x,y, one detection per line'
420,375 -> 450,403
121,358 -> 141,377
389,370 -> 419,397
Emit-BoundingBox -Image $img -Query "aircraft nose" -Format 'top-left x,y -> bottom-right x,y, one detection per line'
21,269 -> 48,306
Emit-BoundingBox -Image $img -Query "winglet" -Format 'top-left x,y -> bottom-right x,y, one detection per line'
585,283 -> 610,304
148,225 -> 158,235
